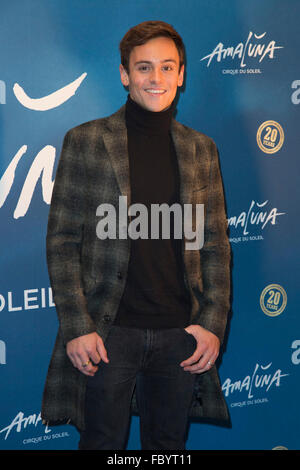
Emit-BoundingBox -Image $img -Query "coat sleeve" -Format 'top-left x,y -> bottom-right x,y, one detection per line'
198,138 -> 231,344
46,129 -> 97,345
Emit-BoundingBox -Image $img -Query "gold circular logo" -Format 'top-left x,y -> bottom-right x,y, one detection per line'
260,284 -> 287,317
257,121 -> 284,154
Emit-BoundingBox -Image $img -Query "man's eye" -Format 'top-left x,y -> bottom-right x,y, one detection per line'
138,65 -> 150,71
162,66 -> 173,71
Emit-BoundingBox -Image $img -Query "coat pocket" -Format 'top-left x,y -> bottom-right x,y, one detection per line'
193,185 -> 208,192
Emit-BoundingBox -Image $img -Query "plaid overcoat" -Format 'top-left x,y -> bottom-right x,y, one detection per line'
41,104 -> 231,430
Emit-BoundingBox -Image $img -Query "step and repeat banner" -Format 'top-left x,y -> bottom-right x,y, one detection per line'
0,0 -> 299,451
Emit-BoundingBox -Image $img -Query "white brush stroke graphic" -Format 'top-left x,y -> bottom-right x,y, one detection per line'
13,72 -> 87,110
1,72 -> 87,218
0,145 -> 56,218
0,146 -> 27,207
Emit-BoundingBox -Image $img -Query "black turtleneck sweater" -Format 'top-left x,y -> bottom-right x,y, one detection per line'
113,95 -> 191,329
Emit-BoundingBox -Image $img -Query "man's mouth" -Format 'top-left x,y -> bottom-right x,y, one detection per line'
145,89 -> 166,95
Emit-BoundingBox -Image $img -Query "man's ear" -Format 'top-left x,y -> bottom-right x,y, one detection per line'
119,64 -> 129,87
178,64 -> 185,87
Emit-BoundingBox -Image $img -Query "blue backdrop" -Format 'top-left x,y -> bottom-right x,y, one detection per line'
0,0 -> 299,450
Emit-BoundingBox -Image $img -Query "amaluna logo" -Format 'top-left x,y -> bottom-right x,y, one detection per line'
0,411 -> 50,440
201,31 -> 283,68
227,200 -> 285,236
222,362 -> 289,400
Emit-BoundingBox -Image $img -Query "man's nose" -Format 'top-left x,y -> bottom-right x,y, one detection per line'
149,67 -> 163,84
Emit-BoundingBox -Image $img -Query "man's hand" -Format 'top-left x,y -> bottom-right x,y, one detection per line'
180,324 -> 220,374
66,332 -> 109,376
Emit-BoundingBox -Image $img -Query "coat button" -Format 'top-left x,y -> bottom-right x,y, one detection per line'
103,314 -> 111,323
117,271 -> 123,279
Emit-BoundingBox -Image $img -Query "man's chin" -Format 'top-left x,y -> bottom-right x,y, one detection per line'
131,95 -> 172,113
143,101 -> 172,113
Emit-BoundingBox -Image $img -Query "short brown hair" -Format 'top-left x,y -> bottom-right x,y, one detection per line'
119,20 -> 185,73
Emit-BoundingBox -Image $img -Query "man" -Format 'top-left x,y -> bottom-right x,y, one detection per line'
42,21 -> 231,450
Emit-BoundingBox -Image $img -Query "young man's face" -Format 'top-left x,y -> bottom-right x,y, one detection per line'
120,36 -> 184,112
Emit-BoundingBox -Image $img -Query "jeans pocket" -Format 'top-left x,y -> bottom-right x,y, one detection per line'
180,328 -> 197,346
180,327 -> 192,337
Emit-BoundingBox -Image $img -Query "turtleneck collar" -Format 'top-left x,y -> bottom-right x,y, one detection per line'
125,94 -> 174,136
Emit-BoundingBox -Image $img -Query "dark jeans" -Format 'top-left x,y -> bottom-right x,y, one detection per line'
78,325 -> 197,450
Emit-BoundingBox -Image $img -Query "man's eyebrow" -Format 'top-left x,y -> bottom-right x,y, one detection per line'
133,59 -> 178,66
